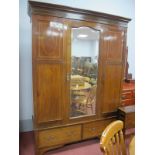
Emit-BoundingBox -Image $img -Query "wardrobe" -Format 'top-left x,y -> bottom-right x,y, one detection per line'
28,1 -> 131,155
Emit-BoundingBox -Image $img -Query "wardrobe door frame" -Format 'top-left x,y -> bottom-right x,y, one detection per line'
32,15 -> 68,127
100,25 -> 127,115
65,19 -> 105,123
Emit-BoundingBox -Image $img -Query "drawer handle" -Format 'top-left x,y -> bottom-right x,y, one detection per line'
47,136 -> 55,141
121,96 -> 126,99
89,127 -> 96,131
66,131 -> 75,136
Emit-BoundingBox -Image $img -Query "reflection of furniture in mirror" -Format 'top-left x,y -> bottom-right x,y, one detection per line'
29,1 -> 131,155
72,85 -> 96,116
70,27 -> 99,118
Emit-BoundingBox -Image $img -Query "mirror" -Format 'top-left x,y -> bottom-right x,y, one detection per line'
70,27 -> 100,118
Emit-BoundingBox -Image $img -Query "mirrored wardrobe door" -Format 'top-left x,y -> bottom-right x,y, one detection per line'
68,26 -> 100,118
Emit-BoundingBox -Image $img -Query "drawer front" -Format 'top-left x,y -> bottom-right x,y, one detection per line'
83,119 -> 115,139
125,113 -> 135,129
121,99 -> 135,106
38,125 -> 81,148
122,91 -> 132,100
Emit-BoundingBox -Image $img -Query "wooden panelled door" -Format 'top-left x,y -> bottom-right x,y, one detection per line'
32,15 -> 68,125
101,26 -> 126,113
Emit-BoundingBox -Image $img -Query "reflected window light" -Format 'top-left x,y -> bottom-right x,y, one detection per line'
100,29 -> 104,33
46,30 -> 59,36
46,30 -> 52,36
104,36 -> 117,41
64,25 -> 68,30
49,21 -> 67,30
121,32 -> 124,36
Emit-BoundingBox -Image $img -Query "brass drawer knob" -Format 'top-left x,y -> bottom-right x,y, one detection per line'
89,127 -> 96,131
121,95 -> 126,99
46,136 -> 55,141
66,131 -> 75,136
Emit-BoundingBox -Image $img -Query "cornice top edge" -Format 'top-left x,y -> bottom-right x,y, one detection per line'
28,1 -> 131,23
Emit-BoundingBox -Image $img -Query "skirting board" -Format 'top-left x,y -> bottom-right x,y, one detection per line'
19,119 -> 33,132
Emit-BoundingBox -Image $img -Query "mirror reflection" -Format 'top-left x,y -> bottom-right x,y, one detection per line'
70,27 -> 100,118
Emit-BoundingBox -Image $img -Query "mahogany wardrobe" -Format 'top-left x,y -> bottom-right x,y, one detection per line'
28,1 -> 131,155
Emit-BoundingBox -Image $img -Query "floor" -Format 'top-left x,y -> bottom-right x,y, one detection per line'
19,129 -> 134,155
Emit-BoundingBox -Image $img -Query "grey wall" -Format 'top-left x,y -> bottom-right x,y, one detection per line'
19,0 -> 33,131
19,0 -> 135,131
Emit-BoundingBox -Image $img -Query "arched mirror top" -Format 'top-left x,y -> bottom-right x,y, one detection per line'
72,27 -> 100,41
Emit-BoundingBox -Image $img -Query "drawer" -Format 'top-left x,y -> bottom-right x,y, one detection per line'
83,119 -> 115,139
38,125 -> 81,148
122,91 -> 132,100
121,99 -> 135,106
125,113 -> 135,129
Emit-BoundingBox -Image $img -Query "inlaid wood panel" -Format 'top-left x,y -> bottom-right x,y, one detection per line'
101,64 -> 123,112
83,118 -> 116,139
36,63 -> 64,124
33,15 -> 65,60
38,125 -> 81,148
103,30 -> 124,62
